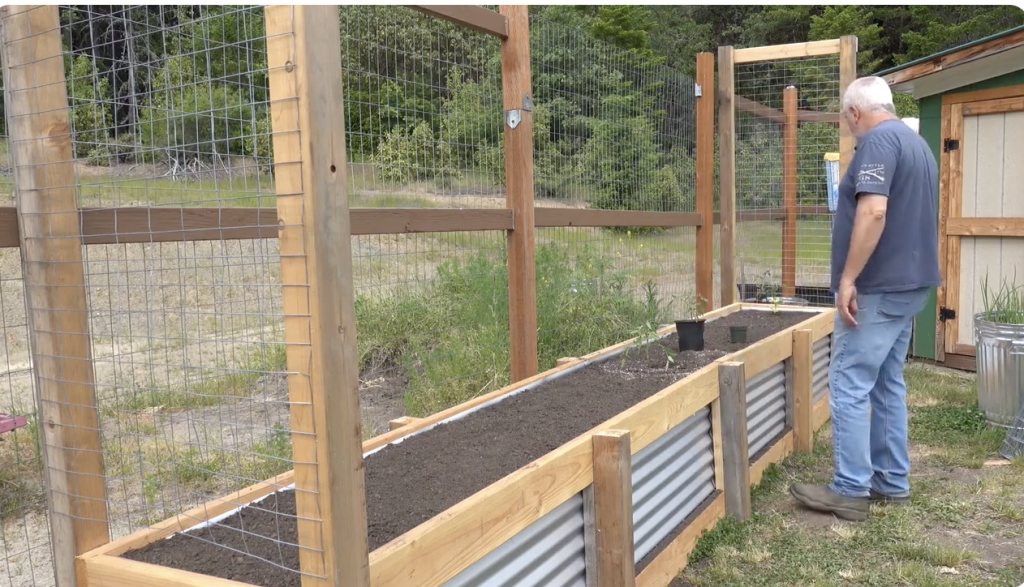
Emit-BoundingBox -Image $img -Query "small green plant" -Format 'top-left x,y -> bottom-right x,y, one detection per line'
680,294 -> 709,321
980,271 -> 1024,324
624,281 -> 672,368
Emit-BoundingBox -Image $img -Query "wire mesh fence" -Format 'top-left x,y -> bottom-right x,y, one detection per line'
1,4 -> 708,585
529,10 -> 699,365
339,5 -> 513,422
1,4 -> 313,582
733,55 -> 840,306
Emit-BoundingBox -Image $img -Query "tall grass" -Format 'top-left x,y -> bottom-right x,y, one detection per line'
356,243 -> 668,416
980,272 -> 1024,325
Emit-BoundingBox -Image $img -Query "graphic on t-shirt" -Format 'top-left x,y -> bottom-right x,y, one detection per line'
857,164 -> 886,185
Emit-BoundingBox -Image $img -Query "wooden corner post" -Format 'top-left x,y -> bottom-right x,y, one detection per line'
592,430 -> 636,587
782,86 -> 798,298
695,52 -> 715,308
717,361 -> 751,521
717,46 -> 737,307
1,5 -> 110,585
839,35 -> 858,177
264,6 -> 370,587
792,329 -> 814,452
500,5 -> 538,383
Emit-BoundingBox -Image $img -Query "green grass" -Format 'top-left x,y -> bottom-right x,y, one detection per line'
905,367 -> 1006,468
357,243 -> 670,416
680,363 -> 1024,587
0,416 -> 45,518
118,343 -> 286,413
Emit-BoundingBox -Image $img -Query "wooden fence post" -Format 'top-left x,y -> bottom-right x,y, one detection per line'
592,430 -> 636,587
1,6 -> 110,585
782,86 -> 798,298
695,52 -> 715,309
718,361 -> 751,521
717,46 -> 737,307
792,329 -> 814,452
500,5 -> 538,382
264,6 -> 370,586
839,36 -> 858,177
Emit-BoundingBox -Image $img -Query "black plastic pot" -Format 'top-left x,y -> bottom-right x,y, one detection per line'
675,319 -> 705,352
729,325 -> 748,344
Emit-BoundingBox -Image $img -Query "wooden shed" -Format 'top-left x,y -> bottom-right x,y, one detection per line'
880,25 -> 1024,371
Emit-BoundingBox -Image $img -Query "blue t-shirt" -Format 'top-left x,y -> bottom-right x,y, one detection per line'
830,119 -> 942,294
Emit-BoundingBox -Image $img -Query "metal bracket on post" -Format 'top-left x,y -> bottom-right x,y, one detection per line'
695,84 -> 702,97
505,109 -> 521,129
506,94 -> 532,130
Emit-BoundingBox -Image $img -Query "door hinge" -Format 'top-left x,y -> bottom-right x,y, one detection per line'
943,138 -> 960,152
939,307 -> 956,322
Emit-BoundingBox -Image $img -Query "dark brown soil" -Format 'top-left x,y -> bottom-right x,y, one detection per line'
124,310 -> 814,586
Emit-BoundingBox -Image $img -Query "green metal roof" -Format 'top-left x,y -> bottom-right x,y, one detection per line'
875,24 -> 1024,78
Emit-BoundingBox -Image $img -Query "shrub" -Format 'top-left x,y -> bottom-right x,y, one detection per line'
355,243 -> 668,416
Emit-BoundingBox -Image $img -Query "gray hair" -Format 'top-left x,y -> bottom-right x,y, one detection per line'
842,76 -> 897,115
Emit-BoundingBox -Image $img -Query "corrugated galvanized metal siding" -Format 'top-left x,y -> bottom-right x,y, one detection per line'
813,335 -> 831,405
443,493 -> 587,587
746,362 -> 787,458
631,406 -> 716,563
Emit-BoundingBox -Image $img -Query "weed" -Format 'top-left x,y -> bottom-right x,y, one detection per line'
892,542 -> 975,567
0,415 -> 44,518
356,244 -> 669,416
910,404 -> 1004,468
244,422 -> 294,482
688,514 -> 749,563
119,344 -> 286,413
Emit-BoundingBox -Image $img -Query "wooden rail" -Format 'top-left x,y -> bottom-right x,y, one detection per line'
409,5 -> 507,38
734,39 -> 841,64
735,94 -> 840,125
0,206 -> 713,249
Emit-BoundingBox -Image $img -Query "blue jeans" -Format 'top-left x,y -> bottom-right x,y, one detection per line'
828,288 -> 928,498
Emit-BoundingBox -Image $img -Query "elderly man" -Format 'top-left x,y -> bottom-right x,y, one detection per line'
790,76 -> 941,521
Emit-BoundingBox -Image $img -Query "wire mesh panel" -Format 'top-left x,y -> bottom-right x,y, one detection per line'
341,6 -> 505,211
530,11 -> 699,364
338,6 -> 514,423
0,58 -> 54,587
7,6 -> 323,581
733,56 -> 840,306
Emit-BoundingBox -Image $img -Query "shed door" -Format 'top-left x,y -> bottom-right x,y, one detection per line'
939,92 -> 1024,358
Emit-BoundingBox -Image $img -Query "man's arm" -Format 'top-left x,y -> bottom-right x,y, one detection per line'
840,195 -> 888,285
841,137 -> 898,286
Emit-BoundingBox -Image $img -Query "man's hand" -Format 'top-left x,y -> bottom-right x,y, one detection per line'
837,280 -> 858,327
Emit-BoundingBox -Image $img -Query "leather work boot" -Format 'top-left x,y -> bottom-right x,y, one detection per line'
790,484 -> 869,521
869,489 -> 910,505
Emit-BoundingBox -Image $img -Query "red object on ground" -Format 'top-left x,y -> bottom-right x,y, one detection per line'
0,413 -> 27,434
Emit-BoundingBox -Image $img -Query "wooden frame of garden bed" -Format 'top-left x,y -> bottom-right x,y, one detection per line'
76,303 -> 835,587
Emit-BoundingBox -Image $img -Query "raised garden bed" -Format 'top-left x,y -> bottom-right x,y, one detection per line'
78,303 -> 836,587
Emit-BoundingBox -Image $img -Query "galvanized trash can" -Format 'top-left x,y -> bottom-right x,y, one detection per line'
974,313 -> 1024,427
